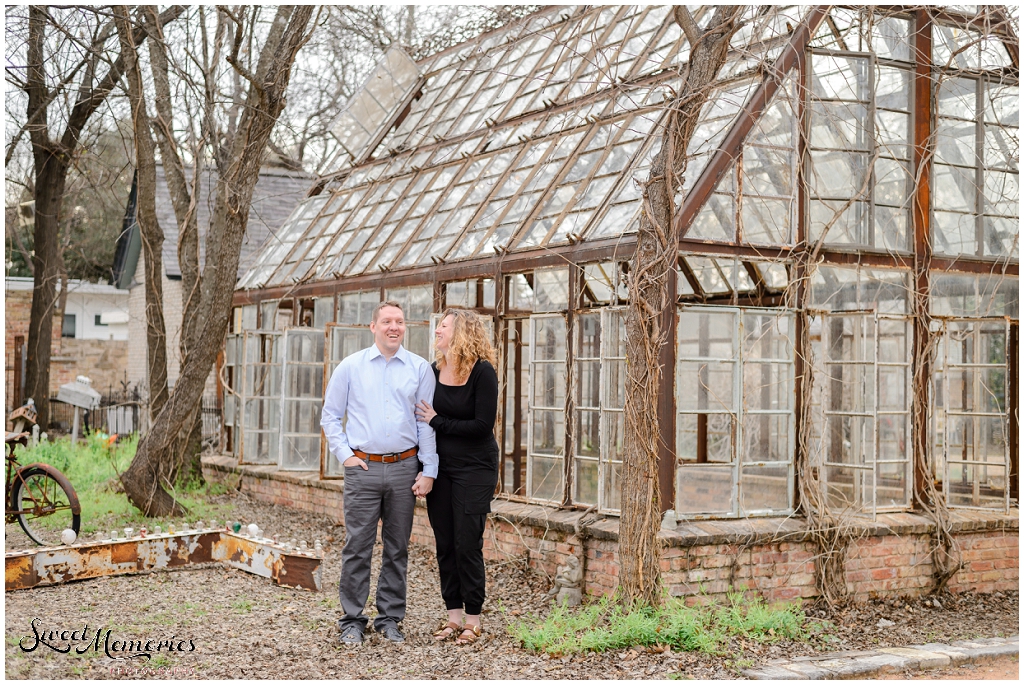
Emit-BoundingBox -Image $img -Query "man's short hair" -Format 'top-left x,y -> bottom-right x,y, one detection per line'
372,300 -> 404,323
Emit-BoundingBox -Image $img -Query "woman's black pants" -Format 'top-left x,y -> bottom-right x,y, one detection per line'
426,470 -> 489,615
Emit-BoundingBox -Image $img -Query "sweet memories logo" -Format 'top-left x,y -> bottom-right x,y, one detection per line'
19,618 -> 196,661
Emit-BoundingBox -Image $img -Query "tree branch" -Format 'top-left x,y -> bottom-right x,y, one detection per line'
674,6 -> 703,46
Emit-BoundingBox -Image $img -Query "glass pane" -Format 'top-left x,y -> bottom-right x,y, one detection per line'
742,415 -> 790,463
577,361 -> 601,408
530,455 -> 563,502
743,363 -> 792,412
533,316 -> 566,360
676,466 -> 733,515
604,411 -> 625,462
825,464 -> 871,512
742,197 -> 793,245
574,458 -> 598,505
577,313 -> 601,358
741,465 -> 789,512
811,54 -> 868,101
743,313 -> 793,360
825,415 -> 875,465
577,410 -> 600,457
605,360 -> 626,408
531,409 -> 564,455
603,461 -> 621,512
677,361 -> 735,412
281,434 -> 321,471
678,310 -> 735,358
534,268 -> 569,311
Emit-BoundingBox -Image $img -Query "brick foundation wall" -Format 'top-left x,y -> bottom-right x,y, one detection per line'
202,455 -> 1019,603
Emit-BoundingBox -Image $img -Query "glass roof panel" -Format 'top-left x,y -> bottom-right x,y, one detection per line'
686,256 -> 731,295
257,194 -> 331,286
756,262 -> 789,290
327,47 -> 420,172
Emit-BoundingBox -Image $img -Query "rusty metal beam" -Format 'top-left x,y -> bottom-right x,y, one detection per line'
658,266 -> 677,512
6,530 -> 322,592
235,243 -> 1017,308
912,10 -> 934,508
674,6 -> 830,240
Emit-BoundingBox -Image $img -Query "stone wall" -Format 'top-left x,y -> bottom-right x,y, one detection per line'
202,455 -> 1019,603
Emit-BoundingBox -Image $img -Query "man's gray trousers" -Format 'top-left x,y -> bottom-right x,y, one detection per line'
338,456 -> 419,633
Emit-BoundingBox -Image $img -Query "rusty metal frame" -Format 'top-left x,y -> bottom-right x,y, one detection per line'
510,110 -> 644,251
343,169 -> 442,277
6,531 -> 323,592
442,130 -> 576,263
911,9 -> 934,505
674,6 -> 831,241
234,237 -> 1018,307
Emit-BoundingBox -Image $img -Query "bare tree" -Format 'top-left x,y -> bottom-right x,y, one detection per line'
6,5 -> 181,428
115,5 -> 316,516
619,6 -> 744,606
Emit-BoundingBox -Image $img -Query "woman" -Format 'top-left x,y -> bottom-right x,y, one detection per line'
415,308 -> 499,646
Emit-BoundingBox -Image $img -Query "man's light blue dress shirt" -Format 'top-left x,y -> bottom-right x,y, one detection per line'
321,344 -> 438,479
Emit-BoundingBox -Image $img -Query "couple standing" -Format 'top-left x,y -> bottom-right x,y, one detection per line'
321,301 -> 498,647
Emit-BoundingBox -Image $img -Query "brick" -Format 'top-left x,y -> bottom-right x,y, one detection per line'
871,567 -> 897,581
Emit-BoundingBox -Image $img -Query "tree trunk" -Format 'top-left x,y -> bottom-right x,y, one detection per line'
20,5 -> 183,430
619,6 -> 743,606
121,5 -> 315,516
114,8 -> 170,425
25,159 -> 68,429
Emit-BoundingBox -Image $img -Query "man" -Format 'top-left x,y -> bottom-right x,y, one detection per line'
321,301 -> 437,645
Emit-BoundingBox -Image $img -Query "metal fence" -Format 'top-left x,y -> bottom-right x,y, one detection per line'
43,390 -> 222,446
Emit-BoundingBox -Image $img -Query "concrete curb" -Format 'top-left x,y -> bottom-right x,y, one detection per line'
742,635 -> 1018,679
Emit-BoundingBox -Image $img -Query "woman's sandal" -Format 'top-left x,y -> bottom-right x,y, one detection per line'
454,624 -> 482,645
433,621 -> 462,641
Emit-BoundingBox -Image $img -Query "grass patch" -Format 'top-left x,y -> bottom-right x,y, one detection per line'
10,433 -> 240,536
231,599 -> 254,614
507,592 -> 826,656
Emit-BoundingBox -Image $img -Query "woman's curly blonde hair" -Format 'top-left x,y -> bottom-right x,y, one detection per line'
435,308 -> 497,383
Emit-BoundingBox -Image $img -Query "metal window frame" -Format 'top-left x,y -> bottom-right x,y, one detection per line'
239,330 -> 282,466
319,323 -> 374,479
279,327 -> 325,472
937,316 -> 1012,512
675,305 -> 797,519
526,311 -> 568,505
816,309 -> 913,519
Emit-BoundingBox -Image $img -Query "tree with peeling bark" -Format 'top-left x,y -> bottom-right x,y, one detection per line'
6,6 -> 182,430
114,5 -> 317,516
619,5 -> 744,606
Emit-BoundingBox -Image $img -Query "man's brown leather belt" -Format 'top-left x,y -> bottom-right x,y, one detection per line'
352,447 -> 418,463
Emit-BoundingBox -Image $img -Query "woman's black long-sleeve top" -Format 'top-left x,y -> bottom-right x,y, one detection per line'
428,359 -> 499,488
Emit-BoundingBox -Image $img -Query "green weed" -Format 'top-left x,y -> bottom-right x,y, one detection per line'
231,599 -> 253,613
507,591 -> 828,656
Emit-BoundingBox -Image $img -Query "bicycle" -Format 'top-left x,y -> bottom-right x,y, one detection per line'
5,401 -> 81,546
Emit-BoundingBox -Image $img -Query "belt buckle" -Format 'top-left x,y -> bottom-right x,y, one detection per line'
382,452 -> 399,464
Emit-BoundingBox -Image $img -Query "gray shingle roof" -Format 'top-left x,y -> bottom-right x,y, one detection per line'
154,164 -> 311,278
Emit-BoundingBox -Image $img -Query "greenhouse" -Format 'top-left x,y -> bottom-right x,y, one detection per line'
225,5 -> 1018,521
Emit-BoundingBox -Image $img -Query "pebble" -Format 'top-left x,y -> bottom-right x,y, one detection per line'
876,618 -> 895,628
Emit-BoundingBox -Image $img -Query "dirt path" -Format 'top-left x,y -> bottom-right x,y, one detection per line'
5,491 -> 1019,679
878,654 -> 1018,680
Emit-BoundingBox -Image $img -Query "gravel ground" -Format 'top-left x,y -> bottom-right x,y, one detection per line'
5,490 -> 1019,679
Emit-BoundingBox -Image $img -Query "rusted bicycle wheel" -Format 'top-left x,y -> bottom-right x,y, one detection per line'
12,466 -> 81,546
